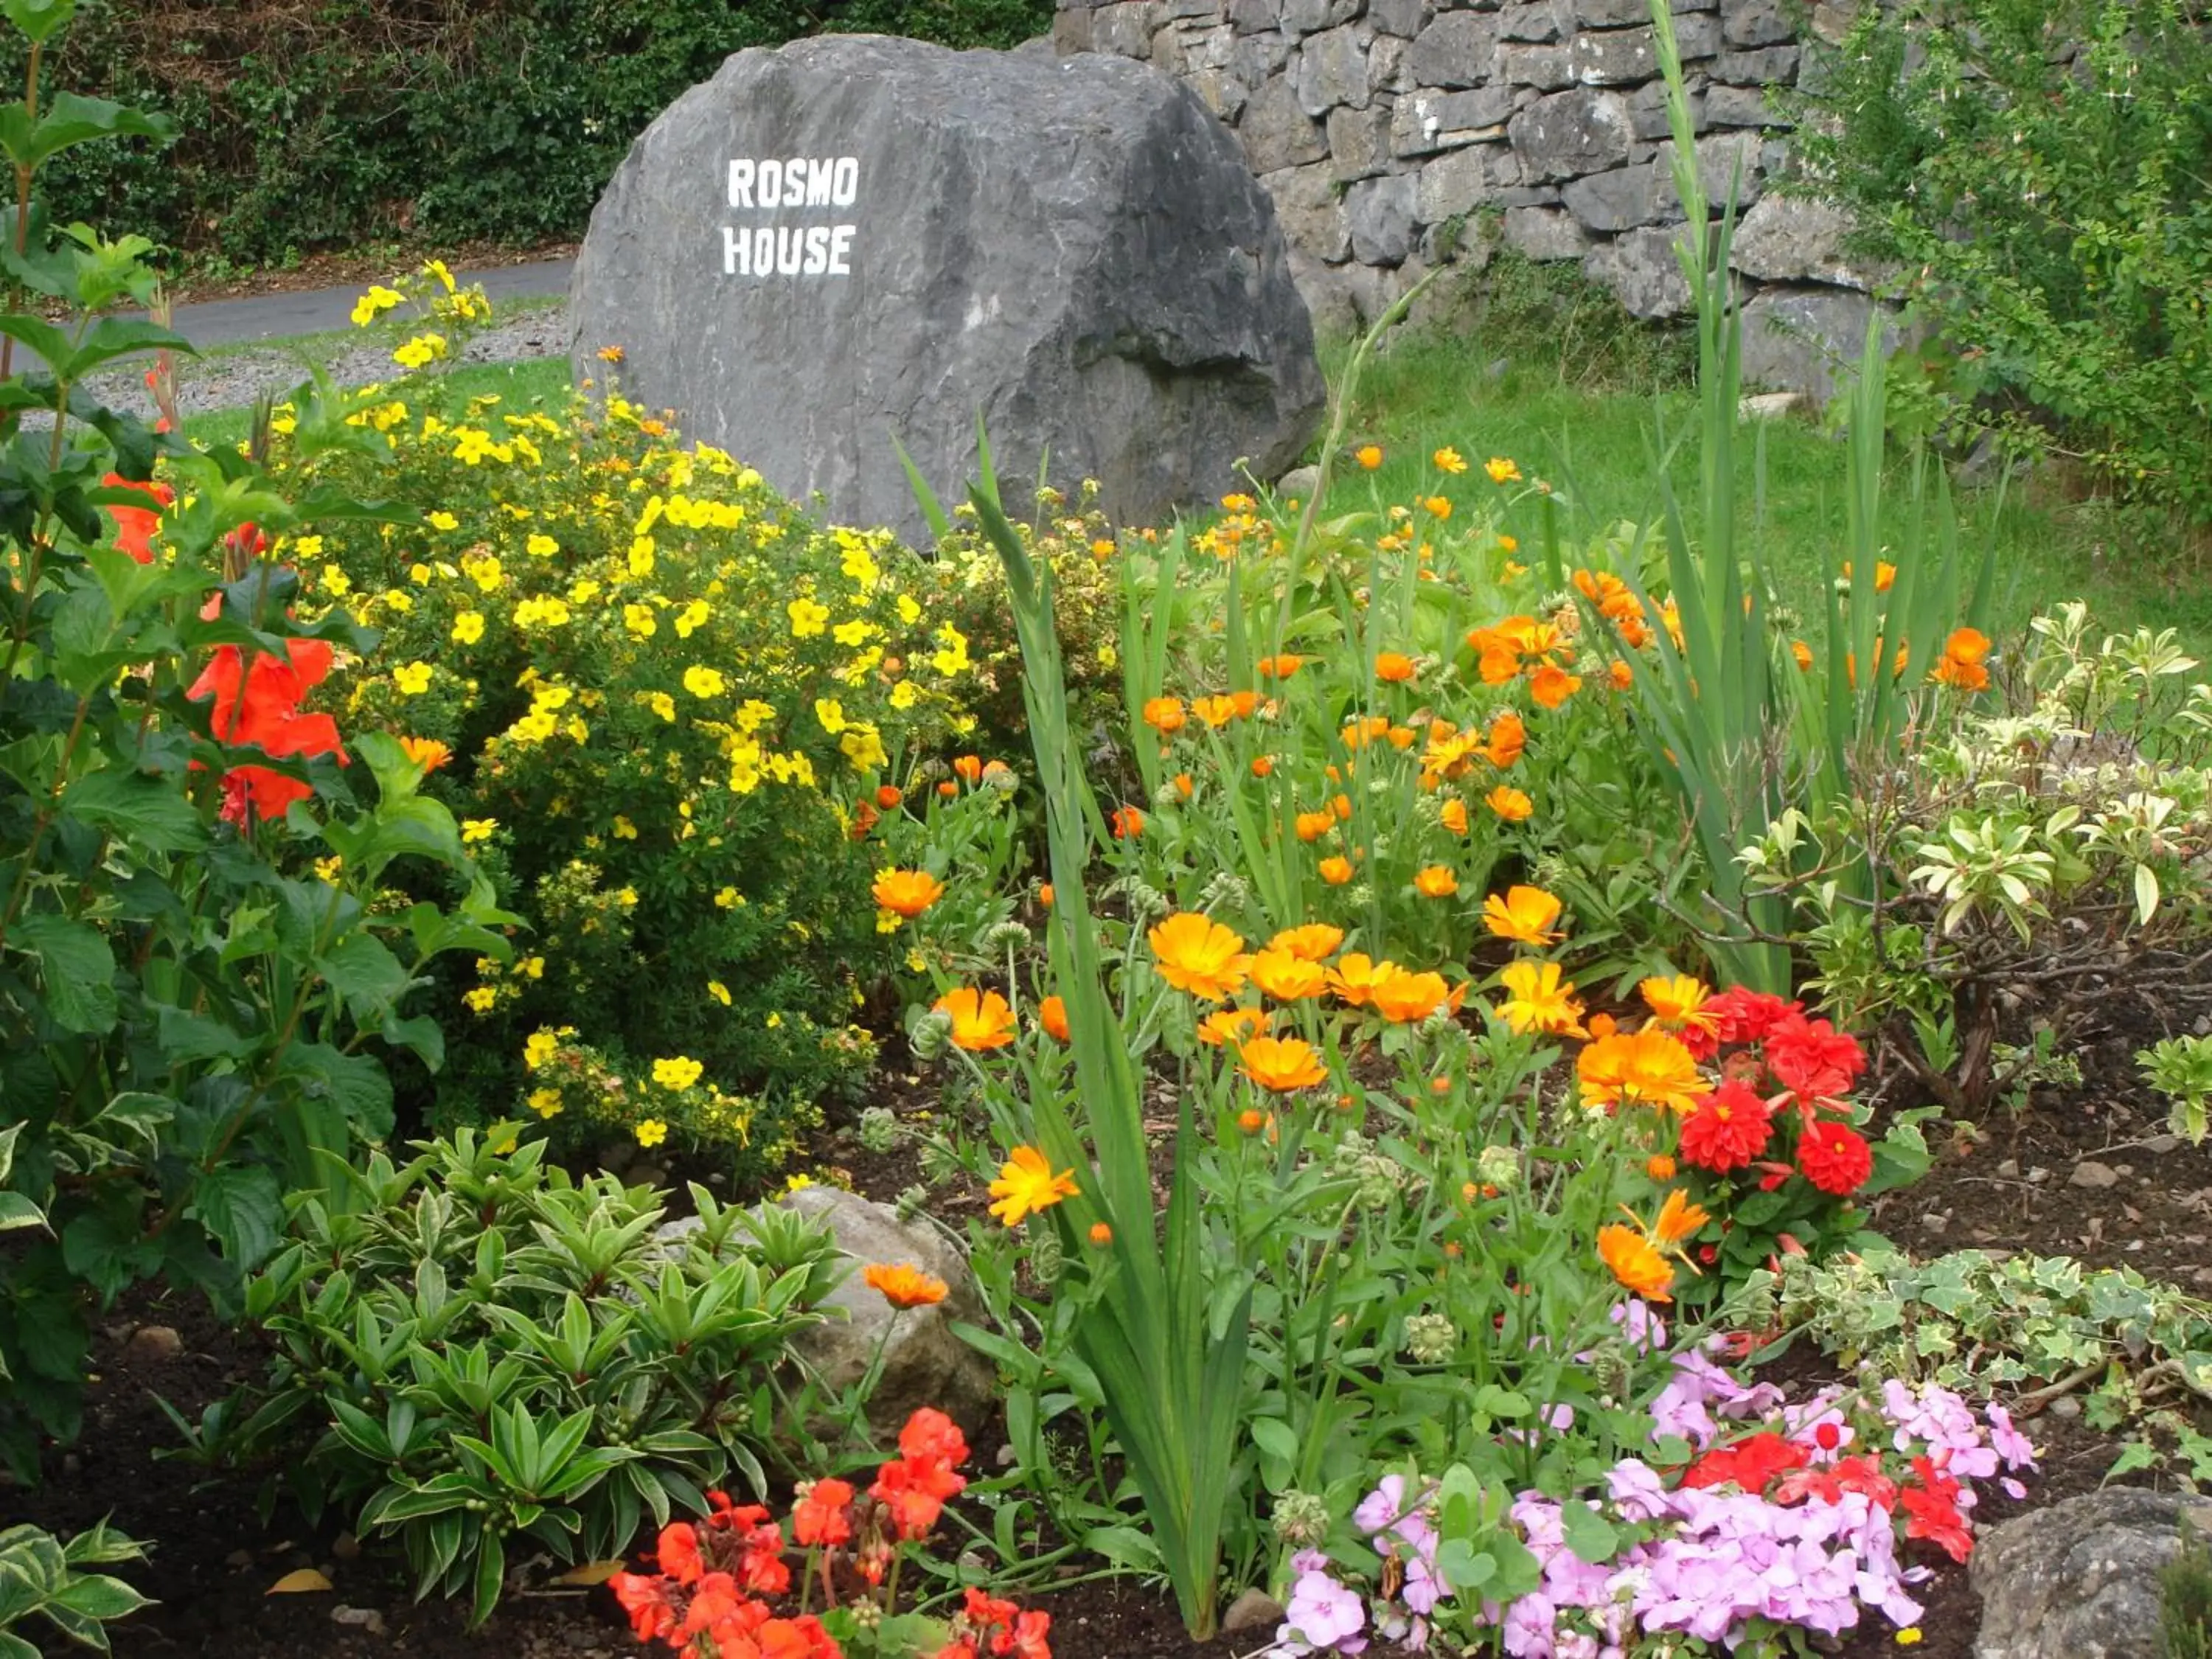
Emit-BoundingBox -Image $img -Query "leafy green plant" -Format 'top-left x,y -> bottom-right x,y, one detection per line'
172,1127 -> 844,1626
2163,1521 -> 2212,1659
2143,1035 -> 2212,1148
0,1520 -> 147,1658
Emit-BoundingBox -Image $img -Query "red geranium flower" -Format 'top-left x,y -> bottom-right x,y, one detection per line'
1901,1455 -> 1975,1562
1797,1122 -> 1874,1195
791,1478 -> 854,1548
1765,1011 -> 1867,1102
899,1408 -> 970,1469
656,1521 -> 705,1585
187,633 -> 349,825
102,471 -> 174,564
872,1453 -> 966,1540
1677,1079 -> 1773,1172
992,1609 -> 1052,1658
1680,1431 -> 1808,1495
1775,1453 -> 1899,1512
608,1571 -> 684,1643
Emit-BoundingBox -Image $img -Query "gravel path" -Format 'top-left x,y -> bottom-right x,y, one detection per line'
74,304 -> 569,424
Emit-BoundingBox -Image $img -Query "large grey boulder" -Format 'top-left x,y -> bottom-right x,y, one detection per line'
571,35 -> 1325,546
1973,1488 -> 2212,1659
1738,285 -> 1909,400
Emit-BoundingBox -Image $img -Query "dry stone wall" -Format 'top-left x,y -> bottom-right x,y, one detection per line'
1051,0 -> 1886,397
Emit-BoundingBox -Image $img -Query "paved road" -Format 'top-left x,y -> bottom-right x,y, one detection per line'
155,258 -> 574,349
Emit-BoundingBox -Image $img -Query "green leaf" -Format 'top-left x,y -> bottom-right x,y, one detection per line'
315,933 -> 413,1020
187,1165 -> 285,1268
2,93 -> 173,173
279,1043 -> 394,1140
0,1192 -> 44,1233
64,767 -> 209,853
13,911 -> 116,1034
51,1571 -> 151,1621
1,0 -> 80,46
1558,1500 -> 1618,1565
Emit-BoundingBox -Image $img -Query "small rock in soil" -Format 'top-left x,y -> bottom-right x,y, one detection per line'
1921,1213 -> 1947,1235
1224,1587 -> 1289,1632
125,1324 -> 184,1361
2048,1395 -> 2082,1419
331,1605 -> 386,1635
2028,1166 -> 2051,1184
2143,1134 -> 2181,1154
1996,1158 -> 2020,1178
2068,1161 -> 2119,1189
331,1531 -> 361,1559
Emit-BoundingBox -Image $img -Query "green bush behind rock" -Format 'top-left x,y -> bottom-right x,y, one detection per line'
22,0 -> 1054,265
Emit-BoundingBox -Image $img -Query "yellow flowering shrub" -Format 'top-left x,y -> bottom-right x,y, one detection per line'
267,376 -> 973,1175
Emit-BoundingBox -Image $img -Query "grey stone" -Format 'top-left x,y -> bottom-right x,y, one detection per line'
1223,1590 -> 1290,1635
1290,247 -> 1397,334
1717,44 -> 1799,80
1368,32 -> 1411,92
1674,11 -> 1723,56
1276,463 -> 1321,499
1348,172 -> 1419,263
1723,0 -> 1795,45
1150,24 -> 1193,73
1164,0 -> 1225,17
1494,182 -> 1562,206
1572,0 -> 1652,22
1738,390 -> 1805,420
1095,0 -> 1159,55
1242,74 -> 1331,170
1583,224 -> 1690,316
1729,192 -> 1869,287
571,36 -> 1325,546
1654,130 -> 1765,211
1417,146 -> 1492,221
1391,91 -> 1457,157
1703,83 -> 1776,125
1972,1489 -> 2212,1659
1628,74 -> 1705,138
1281,0 -> 1360,33
1231,28 -> 1297,85
1187,65 -> 1250,119
1507,86 -> 1631,180
1810,0 -> 1854,42
1495,41 -> 1573,87
1369,0 -> 1429,35
1503,204 -> 1592,260
1052,7 -> 1095,53
1561,162 -> 1657,230
1410,10 -> 1500,86
1571,24 -> 1658,83
1297,24 -> 1373,112
1432,83 -> 1520,131
1738,285 -> 1909,401
1264,159 -> 1354,260
1229,0 -> 1281,30
1499,0 -> 1568,41
2069,1159 -> 2121,1190
1327,102 -> 1395,178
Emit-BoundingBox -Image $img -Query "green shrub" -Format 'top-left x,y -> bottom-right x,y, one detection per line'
0,1520 -> 148,1655
1794,0 -> 2212,524
2168,1522 -> 2212,1659
22,0 -> 1055,266
178,1128 -> 843,1626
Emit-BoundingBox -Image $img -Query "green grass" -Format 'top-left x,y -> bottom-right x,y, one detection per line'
181,356 -> 571,450
1324,319 -> 2212,656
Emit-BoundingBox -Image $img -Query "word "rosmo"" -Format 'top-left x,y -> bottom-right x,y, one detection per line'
728,157 -> 859,209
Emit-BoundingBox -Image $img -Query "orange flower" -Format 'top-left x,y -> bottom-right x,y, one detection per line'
1639,974 -> 1719,1042
1608,659 -> 1634,691
1268,923 -> 1344,961
1230,689 -> 1260,719
875,784 -> 905,809
1249,947 -> 1328,1001
1790,640 -> 1814,672
1598,1222 -> 1674,1302
1495,959 -> 1584,1036
1258,653 -> 1304,679
988,1144 -> 1078,1226
1237,1107 -> 1267,1134
1038,883 -> 1055,908
1328,952 -> 1398,1007
1484,711 -> 1527,768
1646,1153 -> 1677,1181
1294,809 -> 1335,843
1143,696 -> 1186,735
1174,771 -> 1194,800
1037,995 -> 1071,1042
1251,755 -> 1275,778
399,736 -> 452,773
1652,1187 -> 1709,1247
1441,797 -> 1470,835
1931,627 -> 1992,692
1413,865 -> 1458,898
1577,1027 -> 1704,1114
1192,694 -> 1238,728
1355,444 -> 1384,470
1528,663 -> 1582,709
1318,855 -> 1354,885
1485,456 -> 1522,484
873,868 -> 947,918
1088,1222 -> 1113,1246
1332,793 -> 1354,821
1376,651 -> 1417,684
1486,785 -> 1534,822
1197,1006 -> 1269,1047
1484,884 -> 1563,945
863,1262 -> 949,1309
938,781 -> 959,798
1370,967 -> 1450,1023
1239,1034 -> 1329,1092
1149,911 -> 1252,1001
1112,805 -> 1146,838
953,755 -> 984,784
936,987 -> 1018,1051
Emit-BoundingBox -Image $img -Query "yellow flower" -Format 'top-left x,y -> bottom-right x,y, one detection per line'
427,510 -> 459,532
392,332 -> 447,370
935,987 -> 1017,1050
523,1029 -> 560,1069
1413,865 -> 1458,898
319,564 -> 351,597
683,664 -> 726,699
462,818 -> 497,844
612,815 -> 639,840
1248,947 -> 1328,1002
1486,785 -> 1534,822
1495,960 -> 1585,1037
392,661 -> 434,695
988,1144 -> 1079,1227
1483,885 -> 1562,946
521,1086 -> 564,1121
708,980 -> 732,1006
1239,1034 -> 1329,1092
714,886 -> 740,909
648,691 -> 676,721
789,597 -> 830,637
463,986 -> 497,1013
1486,456 -> 1522,484
653,1055 -> 705,1091
1577,1028 -> 1705,1114
1148,912 -> 1252,1002
634,1118 -> 669,1148
1640,973 -> 1719,1042
1433,446 -> 1468,474
815,698 -> 848,734
526,532 -> 560,557
349,284 -> 403,327
452,611 -> 485,645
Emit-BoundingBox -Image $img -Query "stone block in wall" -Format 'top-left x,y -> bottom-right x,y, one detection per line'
1151,24 -> 1191,72
1703,83 -> 1775,125
1654,130 -> 1765,209
1739,286 -> 1902,400
1094,1 -> 1158,55
1368,33 -> 1411,94
1499,0 -> 1569,41
1507,86 -> 1631,181
1263,159 -> 1354,261
1728,193 -> 1871,288
1810,1 -> 1855,43
1417,145 -> 1493,220
1495,43 -> 1573,88
1298,24 -> 1374,112
1242,77 -> 1331,170
1231,29 -> 1296,84
1627,74 -> 1706,138
1369,0 -> 1430,37
1052,7 -> 1094,51
1675,13 -> 1722,55
1717,44 -> 1798,80
1290,248 -> 1399,336
1348,173 -> 1420,262
1722,0 -> 1795,46
1574,0 -> 1715,22
1188,65 -> 1251,118
1230,0 -> 1282,32
1281,0 -> 1362,36
1410,11 -> 1501,86
1430,83 -> 1520,131
1569,24 -> 1658,83
1495,183 -> 1563,205
1503,204 -> 1593,260
1582,225 -> 1691,316
1327,102 -> 1396,179
1163,0 -> 1225,18
1561,161 -> 1658,230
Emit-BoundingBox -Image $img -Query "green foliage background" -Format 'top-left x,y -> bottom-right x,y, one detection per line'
23,0 -> 1054,264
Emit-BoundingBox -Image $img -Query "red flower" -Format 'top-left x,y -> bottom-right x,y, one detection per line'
187,634 -> 348,826
792,1478 -> 854,1548
608,1571 -> 684,1643
1902,1455 -> 1974,1562
680,1571 -> 752,1638
1776,1453 -> 1899,1512
872,1453 -> 966,1540
102,472 -> 173,564
964,1587 -> 1020,1630
1797,1122 -> 1874,1195
656,1521 -> 705,1584
899,1408 -> 970,1469
934,1644 -> 980,1659
1764,1012 -> 1866,1102
1677,1080 -> 1773,1173
992,1610 -> 1051,1659
1680,1432 -> 1807,1495
1703,985 -> 1796,1046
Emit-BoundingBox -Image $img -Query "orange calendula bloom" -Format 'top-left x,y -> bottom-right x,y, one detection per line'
1485,456 -> 1522,484
1370,967 -> 1451,1023
873,868 -> 947,919
988,1145 -> 1079,1226
1149,911 -> 1252,1001
1486,785 -> 1534,822
1441,797 -> 1470,834
1484,884 -> 1562,945
863,1262 -> 950,1309
1174,771 -> 1195,800
1577,1027 -> 1705,1114
1598,1222 -> 1674,1302
1639,974 -> 1719,1042
1038,883 -> 1055,908
1931,627 -> 1992,692
1318,855 -> 1354,886
397,736 -> 451,773
1328,952 -> 1399,1007
1258,653 -> 1304,679
1038,995 -> 1071,1042
953,755 -> 984,784
1375,651 -> 1417,684
1413,865 -> 1458,898
1646,1153 -> 1677,1181
1495,959 -> 1585,1037
1239,1034 -> 1329,1092
1192,694 -> 1238,728
1143,696 -> 1187,735
1197,1006 -> 1270,1047
1652,1187 -> 1709,1247
1269,923 -> 1344,961
1088,1222 -> 1113,1246
1295,809 -> 1336,843
1332,792 -> 1355,821
1355,444 -> 1384,470
1484,711 -> 1527,768
1251,755 -> 1276,778
1528,663 -> 1582,709
1791,640 -> 1814,672
1249,947 -> 1328,1002
875,784 -> 905,809
1112,805 -> 1146,838
1608,658 -> 1635,691
936,987 -> 1018,1051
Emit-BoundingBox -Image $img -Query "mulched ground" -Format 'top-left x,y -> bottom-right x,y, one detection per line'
5,1018 -> 2198,1659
